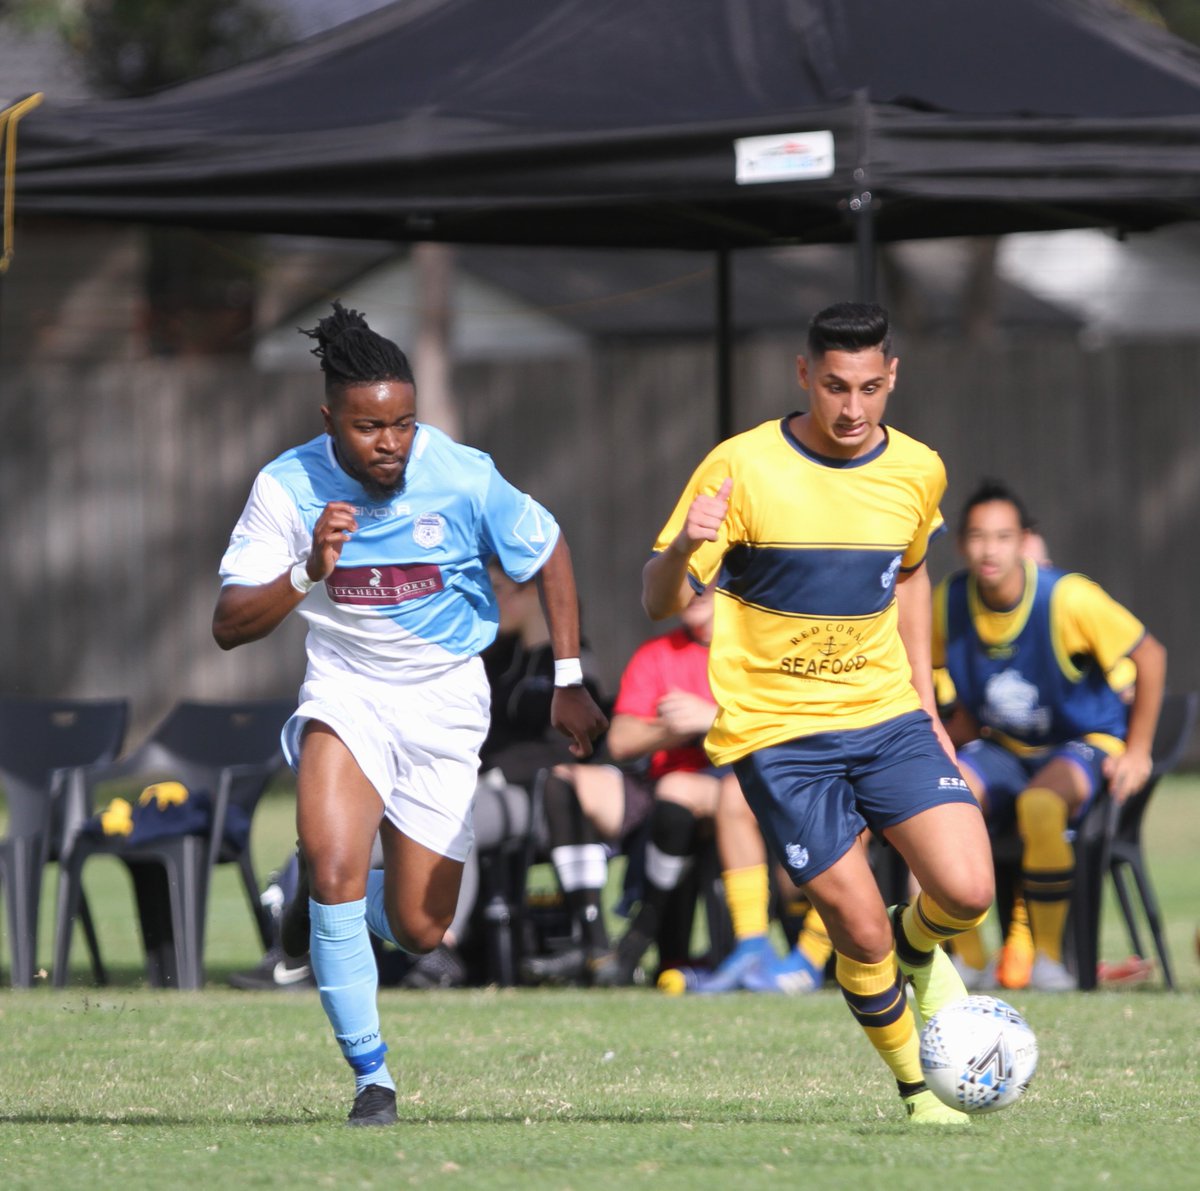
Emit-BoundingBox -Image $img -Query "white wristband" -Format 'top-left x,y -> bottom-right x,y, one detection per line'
290,562 -> 317,595
553,658 -> 584,688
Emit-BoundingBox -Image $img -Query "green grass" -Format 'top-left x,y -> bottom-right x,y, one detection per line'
1,779 -> 1198,1189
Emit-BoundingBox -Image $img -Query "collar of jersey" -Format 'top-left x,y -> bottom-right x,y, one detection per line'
780,414 -> 889,468
967,557 -> 1037,647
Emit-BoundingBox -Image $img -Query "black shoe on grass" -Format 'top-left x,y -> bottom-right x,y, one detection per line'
347,1083 -> 398,1127
280,846 -> 311,959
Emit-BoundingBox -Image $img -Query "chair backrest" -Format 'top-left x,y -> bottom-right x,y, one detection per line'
1114,690 -> 1198,842
0,696 -> 128,838
107,699 -> 293,808
1149,691 -> 1199,777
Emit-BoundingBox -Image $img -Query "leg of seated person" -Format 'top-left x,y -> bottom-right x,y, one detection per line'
1017,754 -> 1090,989
597,771 -> 717,986
540,765 -> 622,972
680,774 -> 776,991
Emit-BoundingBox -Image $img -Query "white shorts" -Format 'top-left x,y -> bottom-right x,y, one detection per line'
282,657 -> 490,861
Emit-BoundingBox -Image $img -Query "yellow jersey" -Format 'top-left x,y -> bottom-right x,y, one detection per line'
653,417 -> 945,765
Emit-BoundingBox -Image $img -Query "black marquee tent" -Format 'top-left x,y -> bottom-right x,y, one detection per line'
10,0 -> 1200,252
9,0 -> 1200,428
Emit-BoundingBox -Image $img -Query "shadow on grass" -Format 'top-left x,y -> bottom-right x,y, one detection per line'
0,1106 -> 857,1128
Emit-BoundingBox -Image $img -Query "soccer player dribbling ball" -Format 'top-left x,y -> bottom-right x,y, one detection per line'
213,302 -> 607,1125
641,301 -> 994,1125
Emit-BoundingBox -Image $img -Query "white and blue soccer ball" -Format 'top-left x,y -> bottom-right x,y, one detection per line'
919,995 -> 1038,1113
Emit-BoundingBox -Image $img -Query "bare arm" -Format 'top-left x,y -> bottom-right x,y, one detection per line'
642,477 -> 732,621
606,692 -> 717,764
212,501 -> 359,650
535,534 -> 609,758
1104,632 -> 1167,803
895,562 -> 956,761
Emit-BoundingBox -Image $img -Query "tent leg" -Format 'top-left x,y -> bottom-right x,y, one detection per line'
715,248 -> 733,441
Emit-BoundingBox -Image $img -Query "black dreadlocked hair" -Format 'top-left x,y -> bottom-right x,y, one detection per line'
299,300 -> 414,394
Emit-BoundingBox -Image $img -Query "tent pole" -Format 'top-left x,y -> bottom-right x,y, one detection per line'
853,187 -> 876,303
715,247 -> 733,441
852,88 -> 876,303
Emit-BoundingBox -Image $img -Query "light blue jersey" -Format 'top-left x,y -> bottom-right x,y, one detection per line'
220,425 -> 560,682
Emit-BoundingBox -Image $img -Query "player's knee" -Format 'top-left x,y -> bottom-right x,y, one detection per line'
838,910 -> 894,963
936,874 -> 995,922
389,911 -> 450,955
309,855 -> 367,905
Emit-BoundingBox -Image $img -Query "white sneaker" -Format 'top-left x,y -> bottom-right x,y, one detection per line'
950,953 -> 992,992
1028,954 -> 1077,991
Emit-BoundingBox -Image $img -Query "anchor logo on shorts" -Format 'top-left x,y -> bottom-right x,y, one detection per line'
785,842 -> 809,869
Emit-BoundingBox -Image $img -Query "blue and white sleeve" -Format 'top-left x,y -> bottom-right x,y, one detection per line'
480,466 -> 560,582
219,472 -> 309,587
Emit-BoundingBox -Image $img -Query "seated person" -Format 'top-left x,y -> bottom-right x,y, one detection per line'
933,479 -> 1166,991
523,584 -> 831,989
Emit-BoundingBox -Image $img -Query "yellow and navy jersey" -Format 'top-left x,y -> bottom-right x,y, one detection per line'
653,416 -> 946,765
932,559 -> 1142,757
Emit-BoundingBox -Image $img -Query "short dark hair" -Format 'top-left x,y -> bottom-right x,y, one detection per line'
958,478 -> 1035,535
300,300 -> 414,395
806,302 -> 892,358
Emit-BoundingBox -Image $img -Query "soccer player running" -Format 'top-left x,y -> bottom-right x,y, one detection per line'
934,480 -> 1166,990
213,302 -> 606,1126
642,302 -> 993,1125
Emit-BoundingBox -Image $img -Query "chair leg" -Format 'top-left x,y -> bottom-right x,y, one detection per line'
1109,862 -> 1147,958
238,852 -> 274,950
77,893 -> 110,986
178,839 -> 206,991
1127,860 -> 1176,990
6,837 -> 40,987
52,852 -> 94,988
1069,842 -> 1104,992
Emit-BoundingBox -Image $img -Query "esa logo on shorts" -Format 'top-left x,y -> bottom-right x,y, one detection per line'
413,512 -> 445,548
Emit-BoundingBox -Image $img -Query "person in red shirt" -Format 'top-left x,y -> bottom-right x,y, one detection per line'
523,585 -> 831,989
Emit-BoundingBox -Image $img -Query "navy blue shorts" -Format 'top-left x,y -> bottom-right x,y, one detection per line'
957,737 -> 1110,832
732,710 -> 976,885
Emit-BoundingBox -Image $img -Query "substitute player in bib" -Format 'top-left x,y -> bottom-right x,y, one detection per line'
642,302 -> 993,1126
934,480 -> 1165,990
213,302 -> 606,1126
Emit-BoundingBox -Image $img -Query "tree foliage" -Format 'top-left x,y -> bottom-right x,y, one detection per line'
5,0 -> 288,96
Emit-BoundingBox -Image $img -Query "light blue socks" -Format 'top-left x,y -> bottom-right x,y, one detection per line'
364,869 -> 400,946
309,897 -> 395,1094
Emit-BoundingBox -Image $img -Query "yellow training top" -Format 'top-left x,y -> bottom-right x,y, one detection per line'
654,417 -> 945,765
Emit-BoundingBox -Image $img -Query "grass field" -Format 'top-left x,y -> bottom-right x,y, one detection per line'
2,778 -> 1198,1190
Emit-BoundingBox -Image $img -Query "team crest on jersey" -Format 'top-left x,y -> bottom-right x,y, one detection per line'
880,555 -> 902,589
413,512 -> 445,548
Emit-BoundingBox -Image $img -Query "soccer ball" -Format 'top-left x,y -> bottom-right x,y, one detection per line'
919,995 -> 1038,1113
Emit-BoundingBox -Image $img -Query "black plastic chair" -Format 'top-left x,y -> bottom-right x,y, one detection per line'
992,690 -> 1198,990
1068,690 -> 1198,990
0,696 -> 129,988
52,698 -> 293,990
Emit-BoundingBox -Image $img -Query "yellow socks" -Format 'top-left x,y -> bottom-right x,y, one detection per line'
953,923 -> 988,971
722,864 -> 770,941
797,907 -> 833,971
897,892 -> 987,957
836,951 -> 923,1091
1017,787 -> 1073,964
